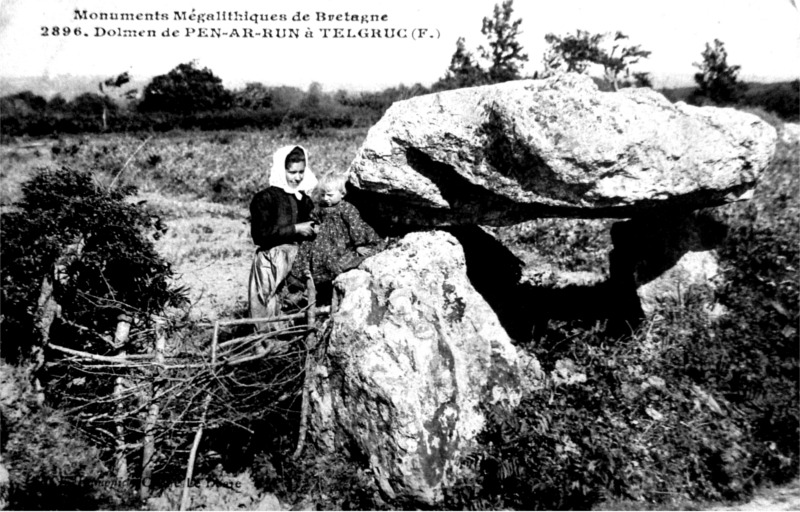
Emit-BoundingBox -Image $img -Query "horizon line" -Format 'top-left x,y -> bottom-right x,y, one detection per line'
1,72 -> 796,100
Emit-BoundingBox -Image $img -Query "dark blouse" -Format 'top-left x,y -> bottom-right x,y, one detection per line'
250,186 -> 315,250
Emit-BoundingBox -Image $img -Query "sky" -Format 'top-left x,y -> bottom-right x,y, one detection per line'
0,0 -> 798,93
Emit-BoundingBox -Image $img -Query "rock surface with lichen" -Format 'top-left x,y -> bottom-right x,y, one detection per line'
348,73 -> 776,229
320,231 -> 533,505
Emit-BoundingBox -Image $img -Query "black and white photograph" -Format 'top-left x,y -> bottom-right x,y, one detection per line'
0,0 -> 798,509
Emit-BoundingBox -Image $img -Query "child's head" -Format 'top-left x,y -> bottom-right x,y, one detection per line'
284,146 -> 307,189
316,173 -> 348,206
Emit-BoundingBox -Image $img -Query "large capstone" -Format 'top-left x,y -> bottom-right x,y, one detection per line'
321,231 -> 532,505
348,73 -> 776,230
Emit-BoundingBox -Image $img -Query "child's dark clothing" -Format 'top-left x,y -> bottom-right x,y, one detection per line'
292,200 -> 382,290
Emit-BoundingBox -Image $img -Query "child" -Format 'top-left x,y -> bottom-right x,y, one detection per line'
248,145 -> 318,333
291,173 -> 384,304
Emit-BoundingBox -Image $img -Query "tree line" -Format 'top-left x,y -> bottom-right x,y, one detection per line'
1,0 -> 797,138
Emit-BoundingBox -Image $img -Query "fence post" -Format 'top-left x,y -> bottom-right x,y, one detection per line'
293,275 -> 317,459
140,317 -> 166,499
113,314 -> 132,483
179,322 -> 219,511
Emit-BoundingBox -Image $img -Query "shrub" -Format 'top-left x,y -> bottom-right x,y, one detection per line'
0,166 -> 185,362
447,278 -> 797,510
254,447 -> 388,510
4,406 -> 132,510
1,364 -> 135,510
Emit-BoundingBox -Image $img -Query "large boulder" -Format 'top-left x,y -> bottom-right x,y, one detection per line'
348,73 -> 777,229
636,250 -> 723,318
610,213 -> 728,318
320,231 -> 532,505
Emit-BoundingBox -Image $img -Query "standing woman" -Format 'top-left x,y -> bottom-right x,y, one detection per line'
249,145 -> 318,332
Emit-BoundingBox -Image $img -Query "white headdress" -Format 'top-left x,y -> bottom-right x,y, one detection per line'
268,145 -> 318,199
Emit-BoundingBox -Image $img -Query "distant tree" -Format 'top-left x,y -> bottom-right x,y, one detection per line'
692,39 -> 746,105
233,82 -> 273,109
543,30 -> 604,75
399,83 -> 430,100
0,92 -> 49,137
301,81 -> 324,109
433,0 -> 527,91
433,37 -> 486,90
333,89 -> 349,104
139,61 -> 231,114
265,85 -> 306,111
288,81 -> 358,135
597,32 -> 652,90
541,46 -> 565,77
0,91 -> 47,117
479,0 -> 528,83
632,71 -> 653,88
70,92 -> 115,122
543,30 -> 651,90
47,94 -> 69,113
98,72 -> 137,130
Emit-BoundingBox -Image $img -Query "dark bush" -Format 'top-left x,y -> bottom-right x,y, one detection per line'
660,81 -> 798,122
0,166 -> 185,362
444,138 -> 799,509
447,279 -> 797,509
253,447 -> 388,511
740,80 -> 799,122
5,406 -> 132,510
1,364 -> 135,510
138,62 -> 232,114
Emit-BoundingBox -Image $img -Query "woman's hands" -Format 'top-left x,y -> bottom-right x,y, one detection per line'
294,221 -> 318,238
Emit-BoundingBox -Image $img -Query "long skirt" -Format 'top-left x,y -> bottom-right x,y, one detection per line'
248,244 -> 298,333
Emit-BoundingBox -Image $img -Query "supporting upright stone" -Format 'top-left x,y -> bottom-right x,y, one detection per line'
321,231 -> 531,505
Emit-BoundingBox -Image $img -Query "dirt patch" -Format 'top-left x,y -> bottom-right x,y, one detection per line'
782,123 -> 800,145
713,478 -> 800,511
143,193 -> 254,322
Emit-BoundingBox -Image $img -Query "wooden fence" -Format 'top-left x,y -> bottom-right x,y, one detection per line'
44,278 -> 330,509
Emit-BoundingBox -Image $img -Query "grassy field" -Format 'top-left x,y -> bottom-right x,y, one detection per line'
1,121 -> 797,510
0,129 -> 366,322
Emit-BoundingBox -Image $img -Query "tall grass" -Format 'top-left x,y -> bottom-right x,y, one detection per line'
44,128 -> 368,207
